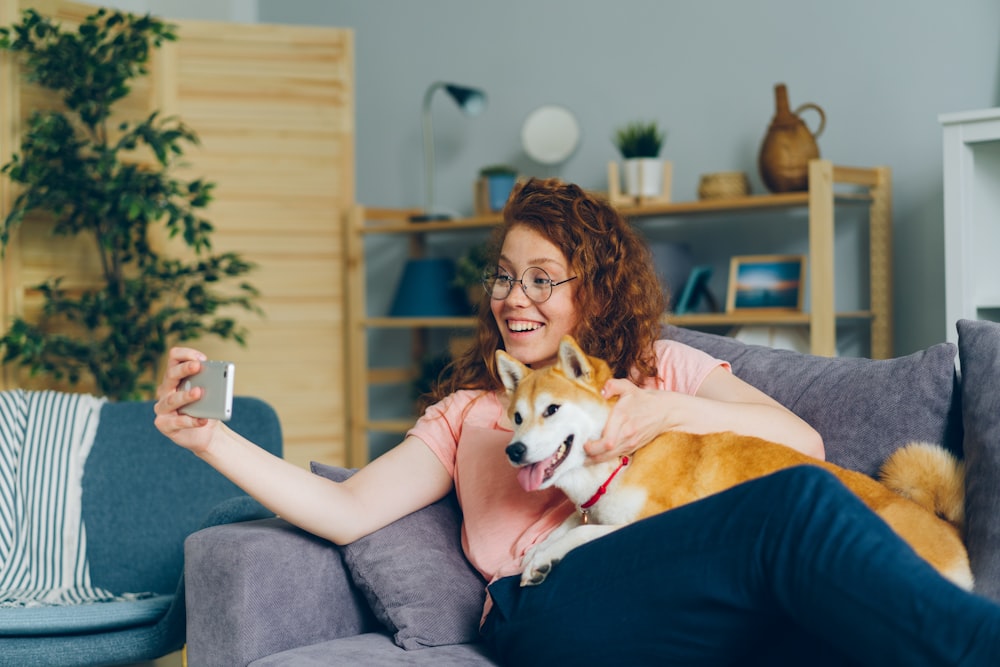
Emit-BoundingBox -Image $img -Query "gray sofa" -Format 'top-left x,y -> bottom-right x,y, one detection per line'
184,319 -> 1000,666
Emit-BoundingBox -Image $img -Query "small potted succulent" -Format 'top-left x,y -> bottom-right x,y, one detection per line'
613,120 -> 667,197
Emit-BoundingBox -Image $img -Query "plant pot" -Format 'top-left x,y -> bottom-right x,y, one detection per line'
622,158 -> 664,197
485,173 -> 517,212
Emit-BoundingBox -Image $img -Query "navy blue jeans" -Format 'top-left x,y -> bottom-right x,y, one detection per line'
481,466 -> 1000,666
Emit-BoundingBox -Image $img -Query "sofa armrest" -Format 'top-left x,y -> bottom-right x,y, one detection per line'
184,517 -> 376,667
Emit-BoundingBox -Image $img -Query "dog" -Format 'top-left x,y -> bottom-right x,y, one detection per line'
497,336 -> 972,589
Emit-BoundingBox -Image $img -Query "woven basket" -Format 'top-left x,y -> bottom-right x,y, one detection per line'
698,171 -> 751,200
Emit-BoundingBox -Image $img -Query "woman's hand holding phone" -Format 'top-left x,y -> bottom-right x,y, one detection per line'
153,347 -> 231,454
179,360 -> 234,421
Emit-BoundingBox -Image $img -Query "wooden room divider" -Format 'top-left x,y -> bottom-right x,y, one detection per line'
0,0 -> 354,468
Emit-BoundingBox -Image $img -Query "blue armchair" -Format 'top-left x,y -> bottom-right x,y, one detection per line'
0,395 -> 282,666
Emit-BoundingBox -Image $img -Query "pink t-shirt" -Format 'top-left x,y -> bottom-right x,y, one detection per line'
407,339 -> 728,586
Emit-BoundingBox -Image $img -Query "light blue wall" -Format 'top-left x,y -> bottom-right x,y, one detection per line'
256,0 -> 999,355
112,0 -> 1000,354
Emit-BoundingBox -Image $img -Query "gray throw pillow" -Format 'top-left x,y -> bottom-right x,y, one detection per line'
957,318 -> 1000,602
664,326 -> 962,475
309,462 -> 486,649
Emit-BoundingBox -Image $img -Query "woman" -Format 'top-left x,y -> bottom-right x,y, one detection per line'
155,178 -> 999,665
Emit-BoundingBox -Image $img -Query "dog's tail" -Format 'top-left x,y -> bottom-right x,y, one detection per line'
878,441 -> 965,533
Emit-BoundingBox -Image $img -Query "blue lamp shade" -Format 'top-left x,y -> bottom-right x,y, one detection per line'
389,258 -> 470,317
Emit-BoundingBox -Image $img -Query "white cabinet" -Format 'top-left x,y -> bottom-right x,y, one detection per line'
940,107 -> 1000,343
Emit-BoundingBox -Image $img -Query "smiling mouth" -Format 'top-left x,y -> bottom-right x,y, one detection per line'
507,320 -> 542,332
515,435 -> 573,492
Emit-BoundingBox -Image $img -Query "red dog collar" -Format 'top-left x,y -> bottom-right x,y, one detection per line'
579,455 -> 629,523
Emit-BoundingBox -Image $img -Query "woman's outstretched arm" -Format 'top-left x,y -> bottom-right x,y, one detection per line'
154,346 -> 453,544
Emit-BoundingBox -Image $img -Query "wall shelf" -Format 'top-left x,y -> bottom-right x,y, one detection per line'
344,159 -> 893,465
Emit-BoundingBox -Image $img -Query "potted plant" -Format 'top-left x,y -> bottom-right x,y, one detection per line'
452,241 -> 493,309
476,164 -> 518,214
612,120 -> 667,197
0,8 -> 260,400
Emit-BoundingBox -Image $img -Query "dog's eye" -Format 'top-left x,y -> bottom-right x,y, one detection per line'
513,412 -> 522,425
543,404 -> 559,418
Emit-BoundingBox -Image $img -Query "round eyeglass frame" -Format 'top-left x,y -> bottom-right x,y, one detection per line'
482,266 -> 578,303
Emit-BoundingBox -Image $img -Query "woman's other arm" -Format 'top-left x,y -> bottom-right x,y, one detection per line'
585,367 -> 824,462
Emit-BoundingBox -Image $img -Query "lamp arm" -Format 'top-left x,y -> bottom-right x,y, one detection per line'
421,82 -> 446,216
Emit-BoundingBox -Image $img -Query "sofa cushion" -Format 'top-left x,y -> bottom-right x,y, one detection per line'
310,463 -> 486,650
250,632 -> 498,666
957,318 -> 1000,602
665,326 -> 962,476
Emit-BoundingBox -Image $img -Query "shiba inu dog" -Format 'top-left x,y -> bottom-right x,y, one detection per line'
497,336 -> 972,589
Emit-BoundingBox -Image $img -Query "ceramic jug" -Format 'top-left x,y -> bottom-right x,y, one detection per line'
758,83 -> 826,193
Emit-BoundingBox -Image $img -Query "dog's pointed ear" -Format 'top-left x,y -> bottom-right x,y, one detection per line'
496,349 -> 530,396
557,336 -> 595,384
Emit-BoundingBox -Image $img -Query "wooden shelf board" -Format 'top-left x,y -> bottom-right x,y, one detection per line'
357,191 -> 873,235
365,316 -> 477,328
670,313 -> 807,327
618,192 -> 871,217
359,215 -> 501,235
670,310 -> 872,327
620,193 -> 806,216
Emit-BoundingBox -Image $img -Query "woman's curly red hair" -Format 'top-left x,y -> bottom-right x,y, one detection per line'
424,177 -> 665,409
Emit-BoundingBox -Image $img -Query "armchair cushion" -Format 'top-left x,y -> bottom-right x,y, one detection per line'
0,595 -> 172,636
957,318 -> 1000,601
3,395 -> 283,667
309,463 -> 486,650
665,326 -> 961,475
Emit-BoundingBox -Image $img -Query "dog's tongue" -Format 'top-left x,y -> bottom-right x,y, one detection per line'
516,449 -> 562,492
516,463 -> 547,492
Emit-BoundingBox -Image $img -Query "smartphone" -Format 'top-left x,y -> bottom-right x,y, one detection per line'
180,360 -> 235,421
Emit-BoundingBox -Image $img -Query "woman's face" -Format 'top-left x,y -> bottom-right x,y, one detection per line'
490,225 -> 579,368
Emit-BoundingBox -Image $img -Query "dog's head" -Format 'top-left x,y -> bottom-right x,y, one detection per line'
496,336 -> 614,492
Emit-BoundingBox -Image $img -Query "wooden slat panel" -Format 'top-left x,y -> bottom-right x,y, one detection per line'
164,19 -> 353,468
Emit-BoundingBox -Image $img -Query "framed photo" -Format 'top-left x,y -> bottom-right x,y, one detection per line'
726,254 -> 806,313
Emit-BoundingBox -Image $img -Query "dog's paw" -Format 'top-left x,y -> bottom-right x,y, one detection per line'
519,538 -> 568,587
518,523 -> 616,586
520,554 -> 561,587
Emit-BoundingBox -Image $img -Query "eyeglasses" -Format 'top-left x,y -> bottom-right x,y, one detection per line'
482,266 -> 578,303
